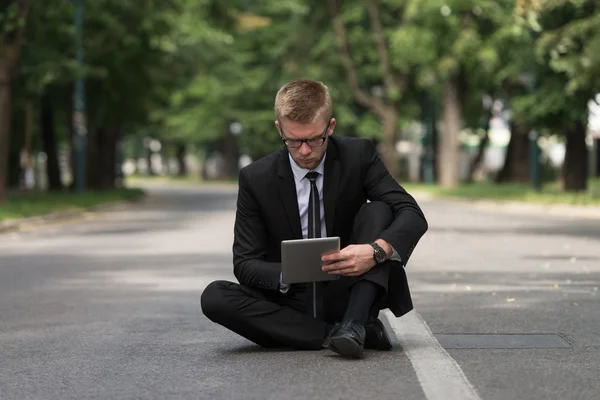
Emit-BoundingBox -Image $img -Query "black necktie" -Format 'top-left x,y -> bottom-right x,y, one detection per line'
305,171 -> 323,319
306,172 -> 321,239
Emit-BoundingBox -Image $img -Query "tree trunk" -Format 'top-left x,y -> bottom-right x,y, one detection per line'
7,99 -> 24,189
8,119 -> 22,189
0,0 -> 30,201
176,143 -> 187,176
465,130 -> 490,184
99,128 -> 119,190
495,121 -> 530,183
381,110 -> 399,180
0,62 -> 15,201
439,78 -> 461,188
465,111 -> 493,184
146,149 -> 155,175
66,87 -> 75,190
562,120 -> 588,192
20,97 -> 34,189
594,139 -> 600,177
432,111 -> 439,182
86,127 -> 100,188
87,126 -> 120,190
40,92 -> 63,191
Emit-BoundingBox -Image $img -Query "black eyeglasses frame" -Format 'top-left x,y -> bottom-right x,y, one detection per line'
278,120 -> 331,149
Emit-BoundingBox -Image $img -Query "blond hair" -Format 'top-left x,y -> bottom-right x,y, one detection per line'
274,79 -> 332,124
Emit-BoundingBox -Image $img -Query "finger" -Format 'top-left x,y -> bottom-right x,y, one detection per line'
334,267 -> 364,276
323,261 -> 353,272
321,252 -> 343,263
326,261 -> 357,272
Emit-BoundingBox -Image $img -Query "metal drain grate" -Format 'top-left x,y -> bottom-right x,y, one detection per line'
435,334 -> 572,349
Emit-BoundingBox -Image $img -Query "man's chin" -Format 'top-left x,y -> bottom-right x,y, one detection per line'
297,159 -> 316,169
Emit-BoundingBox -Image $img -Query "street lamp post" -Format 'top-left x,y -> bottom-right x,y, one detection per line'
73,0 -> 87,192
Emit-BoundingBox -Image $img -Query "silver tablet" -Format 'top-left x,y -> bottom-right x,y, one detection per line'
281,237 -> 341,284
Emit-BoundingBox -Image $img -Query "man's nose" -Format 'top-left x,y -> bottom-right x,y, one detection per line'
299,142 -> 311,155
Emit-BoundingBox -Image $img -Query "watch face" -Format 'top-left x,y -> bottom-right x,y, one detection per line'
371,243 -> 386,263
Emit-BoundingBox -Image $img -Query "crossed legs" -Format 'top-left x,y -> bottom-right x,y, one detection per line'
200,201 -> 395,354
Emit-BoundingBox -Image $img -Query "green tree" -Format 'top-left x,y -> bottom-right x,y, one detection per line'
17,0 -> 200,190
16,1 -> 79,191
514,0 -> 599,191
0,0 -> 30,201
325,0 -> 410,180
394,0 -> 516,187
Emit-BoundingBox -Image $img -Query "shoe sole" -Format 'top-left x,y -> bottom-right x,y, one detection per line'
377,322 -> 393,350
330,337 -> 364,359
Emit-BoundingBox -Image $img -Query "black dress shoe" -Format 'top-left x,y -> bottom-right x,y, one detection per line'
364,318 -> 393,350
325,320 -> 365,359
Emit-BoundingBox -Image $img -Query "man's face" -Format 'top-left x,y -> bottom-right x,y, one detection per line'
276,118 -> 336,171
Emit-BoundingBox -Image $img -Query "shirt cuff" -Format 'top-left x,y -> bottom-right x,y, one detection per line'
279,273 -> 290,294
389,245 -> 403,263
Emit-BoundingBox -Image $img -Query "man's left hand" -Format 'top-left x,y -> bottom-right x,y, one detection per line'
321,244 -> 376,277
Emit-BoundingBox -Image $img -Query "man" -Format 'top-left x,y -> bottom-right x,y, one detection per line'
201,79 -> 428,359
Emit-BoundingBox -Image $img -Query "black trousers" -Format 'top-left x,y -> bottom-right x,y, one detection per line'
201,201 -> 396,350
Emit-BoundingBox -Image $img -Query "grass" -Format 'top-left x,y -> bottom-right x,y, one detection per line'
403,178 -> 600,207
0,188 -> 146,223
128,174 -> 600,207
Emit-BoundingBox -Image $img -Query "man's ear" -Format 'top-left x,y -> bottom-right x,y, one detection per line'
328,118 -> 337,135
275,120 -> 283,137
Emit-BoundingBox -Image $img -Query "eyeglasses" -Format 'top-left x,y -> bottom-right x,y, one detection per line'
279,121 -> 330,149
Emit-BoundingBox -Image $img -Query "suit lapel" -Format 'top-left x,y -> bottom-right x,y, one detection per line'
323,140 -> 339,236
277,150 -> 302,239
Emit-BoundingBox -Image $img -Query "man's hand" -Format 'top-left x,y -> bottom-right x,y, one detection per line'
321,244 -> 376,277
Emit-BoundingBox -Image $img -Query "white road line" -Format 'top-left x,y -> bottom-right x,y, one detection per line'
383,310 -> 482,400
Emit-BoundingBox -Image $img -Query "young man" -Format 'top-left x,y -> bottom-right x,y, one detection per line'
201,79 -> 428,359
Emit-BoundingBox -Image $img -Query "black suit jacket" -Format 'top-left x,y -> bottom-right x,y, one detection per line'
232,136 -> 428,317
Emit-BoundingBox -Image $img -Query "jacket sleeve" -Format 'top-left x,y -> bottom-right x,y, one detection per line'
232,168 -> 281,290
361,139 -> 428,266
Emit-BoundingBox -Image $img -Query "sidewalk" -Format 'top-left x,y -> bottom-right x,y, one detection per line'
2,186 -> 597,235
410,190 -> 600,220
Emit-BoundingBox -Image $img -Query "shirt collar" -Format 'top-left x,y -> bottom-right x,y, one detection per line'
288,152 -> 326,184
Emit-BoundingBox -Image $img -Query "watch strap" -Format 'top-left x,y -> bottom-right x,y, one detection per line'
370,242 -> 387,264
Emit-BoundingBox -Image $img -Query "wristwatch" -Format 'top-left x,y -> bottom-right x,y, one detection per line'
370,242 -> 387,264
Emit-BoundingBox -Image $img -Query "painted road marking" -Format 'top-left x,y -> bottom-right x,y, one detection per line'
383,310 -> 482,400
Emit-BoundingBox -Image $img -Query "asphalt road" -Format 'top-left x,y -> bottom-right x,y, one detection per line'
1,183 -> 599,400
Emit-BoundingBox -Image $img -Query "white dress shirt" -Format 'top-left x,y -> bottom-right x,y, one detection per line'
289,153 -> 328,240
278,154 -> 327,293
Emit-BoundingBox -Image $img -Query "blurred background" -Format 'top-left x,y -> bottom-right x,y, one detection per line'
1,0 -> 600,215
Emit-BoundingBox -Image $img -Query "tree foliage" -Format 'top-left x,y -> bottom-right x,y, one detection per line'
1,0 -> 598,195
